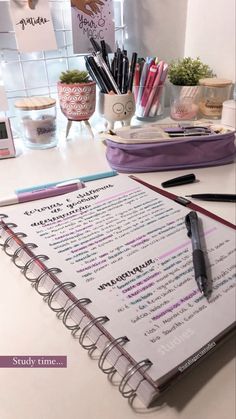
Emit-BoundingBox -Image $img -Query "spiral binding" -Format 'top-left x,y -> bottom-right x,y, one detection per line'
98,336 -> 129,374
0,215 -> 154,403
23,254 -> 50,281
34,267 -> 62,297
119,359 -> 152,399
63,298 -> 91,330
3,232 -> 27,256
79,316 -> 109,350
0,222 -> 17,246
0,214 -> 8,219
12,243 -> 38,268
47,281 -> 76,314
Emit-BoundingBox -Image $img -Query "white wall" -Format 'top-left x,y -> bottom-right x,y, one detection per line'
185,0 -> 236,81
124,0 -> 235,84
123,0 -> 188,62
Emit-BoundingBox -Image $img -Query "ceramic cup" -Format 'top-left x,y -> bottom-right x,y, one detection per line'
98,92 -> 135,130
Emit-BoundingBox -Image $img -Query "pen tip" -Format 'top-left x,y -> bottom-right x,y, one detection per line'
203,282 -> 213,301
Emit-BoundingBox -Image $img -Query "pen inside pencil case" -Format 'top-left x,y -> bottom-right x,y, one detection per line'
102,126 -> 172,143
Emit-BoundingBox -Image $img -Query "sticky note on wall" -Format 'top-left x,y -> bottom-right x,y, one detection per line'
9,0 -> 57,53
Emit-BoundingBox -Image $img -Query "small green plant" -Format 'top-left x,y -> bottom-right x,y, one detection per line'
59,69 -> 91,84
168,57 -> 215,86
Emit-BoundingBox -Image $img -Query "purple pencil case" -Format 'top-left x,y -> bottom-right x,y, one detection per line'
104,123 -> 236,172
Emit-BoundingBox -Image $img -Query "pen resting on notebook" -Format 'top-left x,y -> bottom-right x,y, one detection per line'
186,194 -> 236,202
185,211 -> 212,299
0,182 -> 84,207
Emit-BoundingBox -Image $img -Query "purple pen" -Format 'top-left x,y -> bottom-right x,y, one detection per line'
0,182 -> 84,207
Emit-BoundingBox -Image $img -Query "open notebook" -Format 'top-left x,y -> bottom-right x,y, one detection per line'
0,175 -> 235,407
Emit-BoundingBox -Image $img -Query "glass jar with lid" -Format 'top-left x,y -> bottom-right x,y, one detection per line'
15,96 -> 58,149
199,78 -> 232,119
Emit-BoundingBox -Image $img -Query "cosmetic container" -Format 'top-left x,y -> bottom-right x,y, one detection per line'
199,78 -> 232,119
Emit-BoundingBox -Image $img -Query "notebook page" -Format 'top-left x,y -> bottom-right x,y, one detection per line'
3,176 -> 235,383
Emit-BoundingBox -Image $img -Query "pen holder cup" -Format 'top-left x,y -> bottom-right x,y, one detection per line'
170,85 -> 201,121
135,85 -> 165,121
98,92 -> 135,130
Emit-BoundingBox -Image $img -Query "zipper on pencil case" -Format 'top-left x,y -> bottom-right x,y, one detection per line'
105,131 -> 235,147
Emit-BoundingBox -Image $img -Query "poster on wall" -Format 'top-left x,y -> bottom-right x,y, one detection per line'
9,0 -> 57,53
71,0 -> 115,54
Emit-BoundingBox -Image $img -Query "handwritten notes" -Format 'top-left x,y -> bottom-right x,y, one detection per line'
71,0 -> 115,53
9,0 -> 57,53
2,176 -> 235,382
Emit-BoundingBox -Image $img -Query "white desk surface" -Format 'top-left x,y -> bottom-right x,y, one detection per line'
0,123 -> 235,419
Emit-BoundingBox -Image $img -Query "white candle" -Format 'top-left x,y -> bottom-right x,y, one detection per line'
22,115 -> 56,144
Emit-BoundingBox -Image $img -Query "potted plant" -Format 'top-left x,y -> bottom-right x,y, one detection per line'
57,69 -> 96,123
168,57 -> 214,120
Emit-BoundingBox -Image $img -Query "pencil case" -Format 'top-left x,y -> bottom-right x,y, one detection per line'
103,124 -> 236,172
103,125 -> 236,173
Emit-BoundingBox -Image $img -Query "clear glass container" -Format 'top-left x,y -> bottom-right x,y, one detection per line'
135,85 -> 165,121
14,97 -> 58,149
170,84 -> 200,121
199,78 -> 232,119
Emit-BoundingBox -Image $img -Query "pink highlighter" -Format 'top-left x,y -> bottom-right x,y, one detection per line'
0,182 -> 85,207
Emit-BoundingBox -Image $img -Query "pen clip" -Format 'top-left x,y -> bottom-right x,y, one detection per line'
56,181 -> 84,188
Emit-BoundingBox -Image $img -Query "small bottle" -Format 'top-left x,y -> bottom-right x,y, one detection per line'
199,78 -> 232,119
15,96 -> 58,149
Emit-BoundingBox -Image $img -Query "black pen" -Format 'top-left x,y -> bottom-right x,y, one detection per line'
89,53 -> 115,93
111,52 -> 118,82
89,37 -> 101,52
186,194 -> 236,202
117,51 -> 123,91
127,52 -> 138,92
185,211 -> 212,299
100,40 -> 110,71
122,52 -> 129,94
94,52 -> 121,94
85,56 -> 110,93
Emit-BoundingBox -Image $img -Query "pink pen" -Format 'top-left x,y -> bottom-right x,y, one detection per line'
133,63 -> 140,101
0,182 -> 85,207
143,61 -> 165,117
140,64 -> 158,107
148,63 -> 168,117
